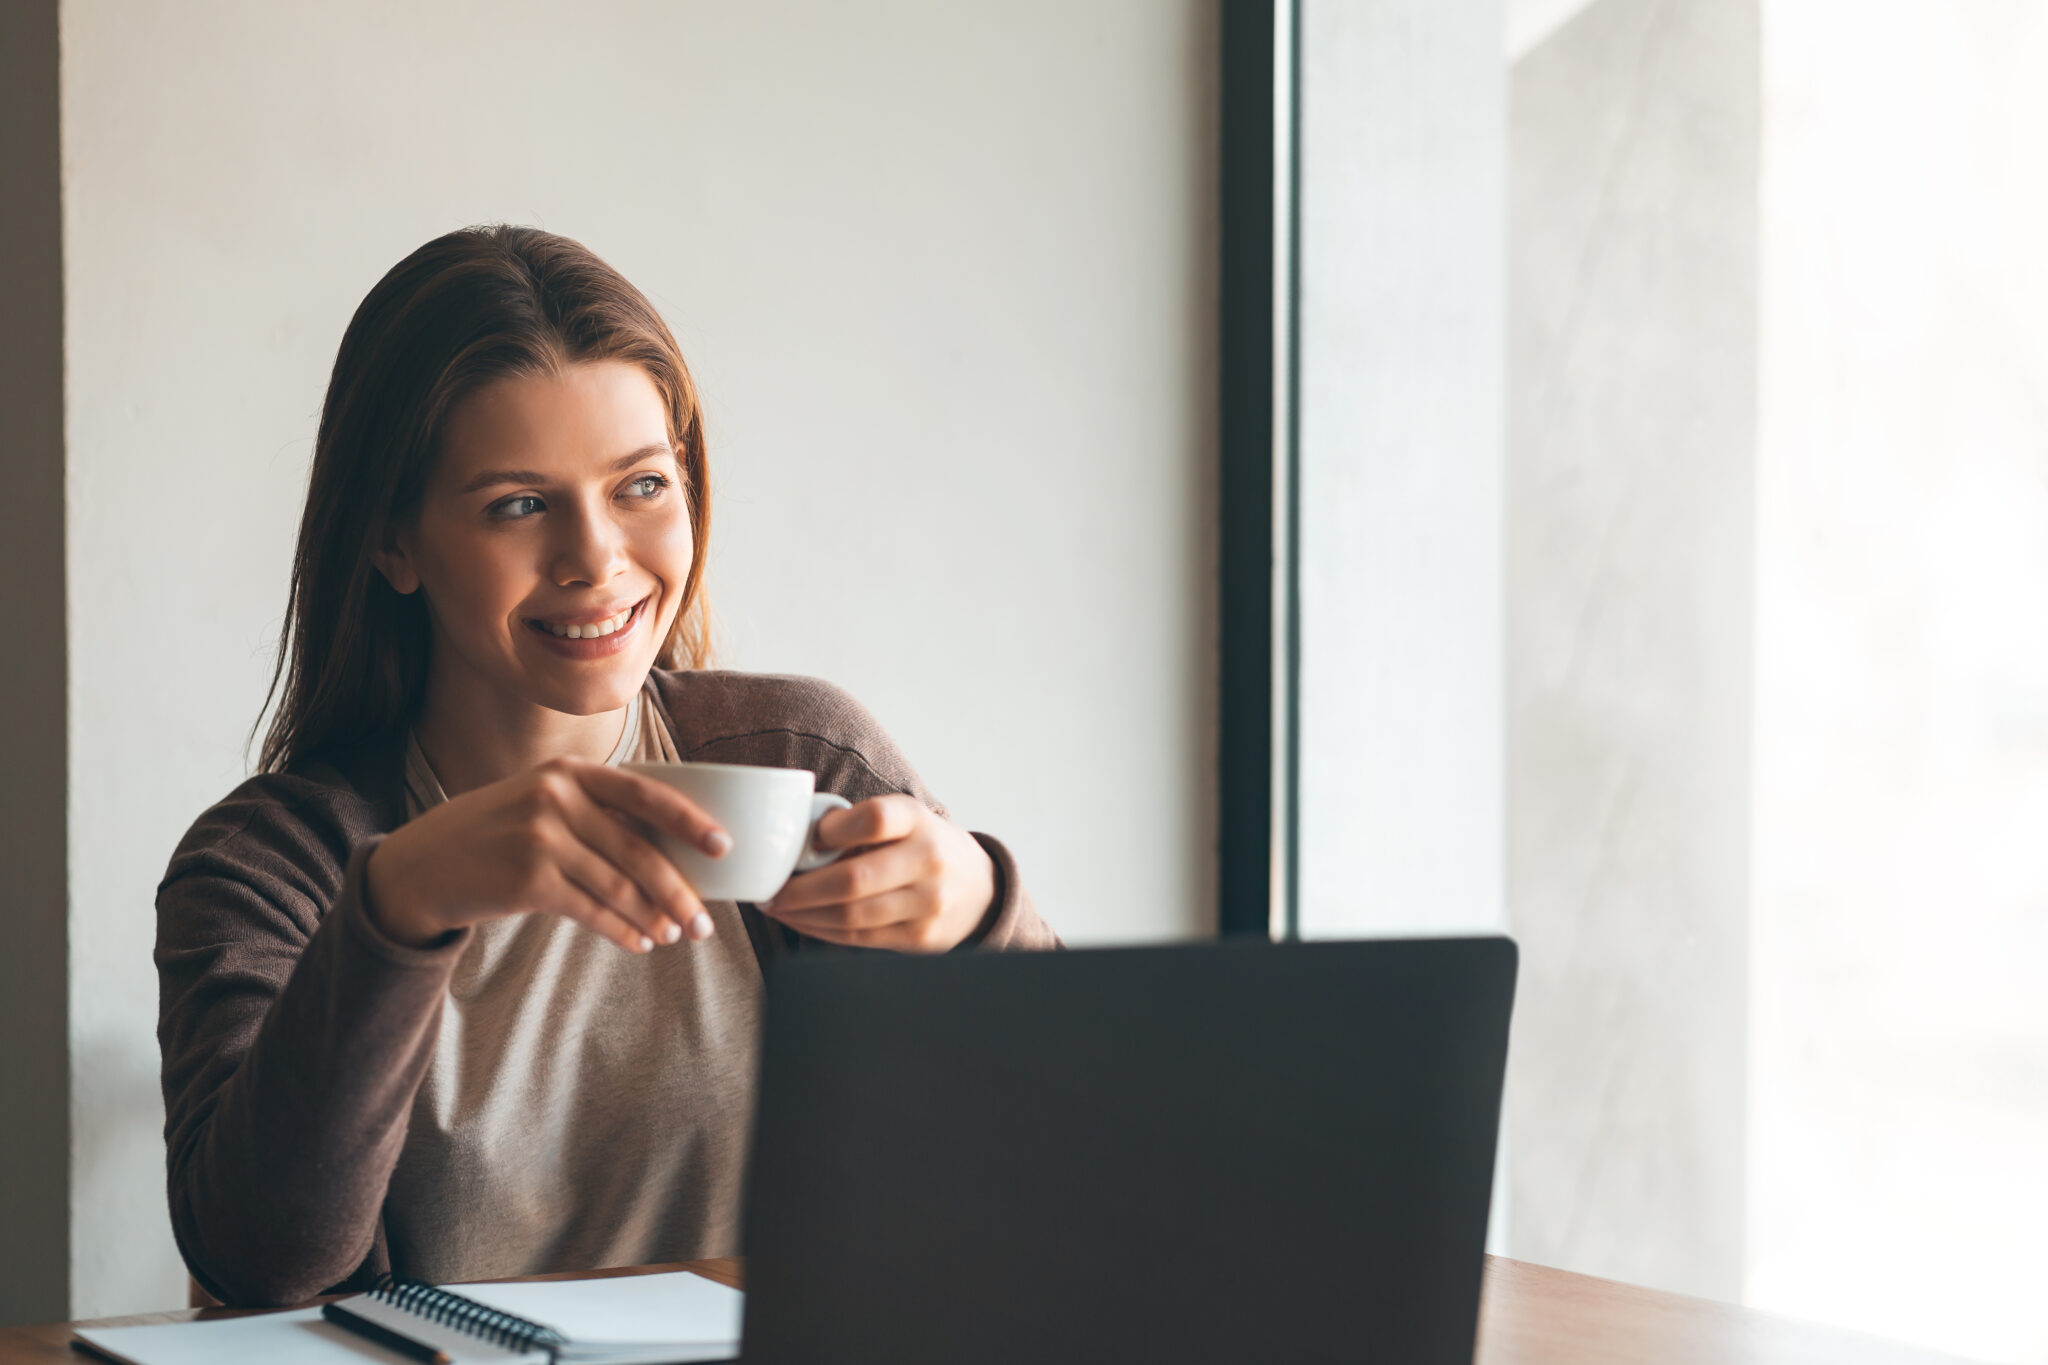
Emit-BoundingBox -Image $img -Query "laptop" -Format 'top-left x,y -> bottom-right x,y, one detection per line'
737,936 -> 1517,1364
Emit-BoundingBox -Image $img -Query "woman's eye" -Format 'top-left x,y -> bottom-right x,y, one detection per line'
490,494 -> 545,519
624,474 -> 669,500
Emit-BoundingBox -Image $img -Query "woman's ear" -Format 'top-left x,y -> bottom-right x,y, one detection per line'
372,527 -> 422,596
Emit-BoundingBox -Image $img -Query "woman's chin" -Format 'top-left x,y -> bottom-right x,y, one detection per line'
516,655 -> 656,717
547,680 -> 649,718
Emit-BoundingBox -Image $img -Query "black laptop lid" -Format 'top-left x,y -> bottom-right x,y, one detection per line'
739,936 -> 1517,1365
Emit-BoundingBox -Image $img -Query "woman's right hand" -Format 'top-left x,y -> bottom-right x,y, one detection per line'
362,757 -> 732,953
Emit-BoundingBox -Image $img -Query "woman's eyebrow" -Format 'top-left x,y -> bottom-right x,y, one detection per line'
458,443 -> 675,494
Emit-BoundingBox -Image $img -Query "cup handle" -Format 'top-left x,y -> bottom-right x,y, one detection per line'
794,793 -> 852,873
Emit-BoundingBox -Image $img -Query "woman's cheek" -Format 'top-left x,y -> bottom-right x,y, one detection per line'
436,530 -> 530,650
640,511 -> 694,603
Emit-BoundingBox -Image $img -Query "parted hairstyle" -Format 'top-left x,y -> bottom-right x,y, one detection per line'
256,225 -> 713,774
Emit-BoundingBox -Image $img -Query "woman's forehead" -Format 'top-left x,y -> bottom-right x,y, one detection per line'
438,360 -> 672,483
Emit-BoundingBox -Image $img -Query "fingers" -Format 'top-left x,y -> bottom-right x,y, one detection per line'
762,798 -> 966,953
762,836 -> 957,953
553,781 -> 712,941
768,886 -> 926,935
547,855 -> 670,954
540,815 -> 716,951
760,803 -> 994,956
772,919 -> 889,950
768,888 -> 961,953
571,763 -> 732,856
767,835 -> 931,916
811,793 -> 924,853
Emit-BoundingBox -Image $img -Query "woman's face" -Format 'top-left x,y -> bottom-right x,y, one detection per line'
379,360 -> 694,719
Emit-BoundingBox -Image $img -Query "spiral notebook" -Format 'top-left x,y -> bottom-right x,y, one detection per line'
72,1269 -> 743,1365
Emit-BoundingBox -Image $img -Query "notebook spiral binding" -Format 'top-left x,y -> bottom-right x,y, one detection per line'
369,1273 -> 571,1362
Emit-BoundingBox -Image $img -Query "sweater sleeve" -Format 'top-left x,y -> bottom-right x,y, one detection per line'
961,831 -> 1061,952
157,807 -> 471,1306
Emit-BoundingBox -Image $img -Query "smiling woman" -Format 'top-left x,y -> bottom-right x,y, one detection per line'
153,226 -> 1059,1307
376,362 -> 697,789
257,228 -> 714,774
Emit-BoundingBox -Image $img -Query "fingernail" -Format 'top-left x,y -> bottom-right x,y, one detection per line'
660,921 -> 682,945
636,935 -> 655,953
702,829 -> 732,857
689,912 -> 714,940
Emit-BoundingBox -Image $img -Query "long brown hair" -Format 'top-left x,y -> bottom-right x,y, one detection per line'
257,225 -> 712,774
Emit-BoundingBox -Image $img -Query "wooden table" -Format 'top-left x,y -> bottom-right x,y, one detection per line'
0,1255 -> 1977,1364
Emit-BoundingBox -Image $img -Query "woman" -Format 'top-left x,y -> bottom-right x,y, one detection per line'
155,225 -> 1059,1308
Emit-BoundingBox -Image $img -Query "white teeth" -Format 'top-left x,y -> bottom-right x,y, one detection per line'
541,605 -> 633,640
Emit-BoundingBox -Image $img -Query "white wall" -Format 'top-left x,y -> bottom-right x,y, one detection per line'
1293,0 -> 1506,941
59,0 -> 1216,1315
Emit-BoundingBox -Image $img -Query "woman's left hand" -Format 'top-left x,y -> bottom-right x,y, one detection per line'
759,794 -> 997,952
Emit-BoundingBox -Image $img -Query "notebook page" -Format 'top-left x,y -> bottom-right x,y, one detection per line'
74,1305 -> 524,1365
73,1272 -> 741,1365
454,1270 -> 743,1357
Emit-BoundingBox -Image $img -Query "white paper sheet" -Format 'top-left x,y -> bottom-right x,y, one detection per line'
73,1271 -> 743,1365
77,1307 -> 435,1365
456,1271 -> 744,1359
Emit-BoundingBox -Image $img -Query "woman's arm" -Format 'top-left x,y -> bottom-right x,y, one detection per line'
159,759 -> 733,1303
157,825 -> 468,1306
962,830 -> 1060,951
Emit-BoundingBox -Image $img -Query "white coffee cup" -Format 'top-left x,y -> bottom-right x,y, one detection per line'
622,761 -> 851,902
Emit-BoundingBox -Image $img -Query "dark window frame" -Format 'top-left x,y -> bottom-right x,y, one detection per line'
1217,0 -> 1298,939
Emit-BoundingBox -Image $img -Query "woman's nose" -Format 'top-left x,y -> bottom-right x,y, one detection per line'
549,499 -> 630,587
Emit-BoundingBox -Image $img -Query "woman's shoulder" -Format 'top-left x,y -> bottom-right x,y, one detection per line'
649,668 -> 883,749
159,756 -> 396,901
648,668 -> 928,803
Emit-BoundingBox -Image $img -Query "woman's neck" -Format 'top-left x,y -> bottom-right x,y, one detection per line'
409,661 -> 633,798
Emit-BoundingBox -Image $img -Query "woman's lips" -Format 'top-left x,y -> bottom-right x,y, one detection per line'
524,595 -> 650,660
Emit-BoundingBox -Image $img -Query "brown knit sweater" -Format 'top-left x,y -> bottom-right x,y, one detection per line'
155,670 -> 1058,1307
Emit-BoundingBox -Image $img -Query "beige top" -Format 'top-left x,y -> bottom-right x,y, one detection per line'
383,681 -> 766,1281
